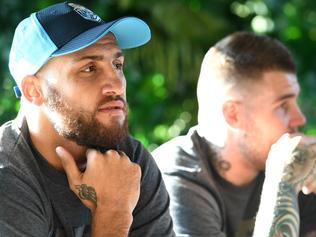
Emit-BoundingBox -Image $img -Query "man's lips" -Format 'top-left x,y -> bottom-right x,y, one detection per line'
98,100 -> 126,112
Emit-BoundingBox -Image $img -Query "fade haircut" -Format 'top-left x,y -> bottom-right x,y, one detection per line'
213,31 -> 296,83
197,32 -> 296,136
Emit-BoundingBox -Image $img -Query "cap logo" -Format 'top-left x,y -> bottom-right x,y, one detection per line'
68,3 -> 102,22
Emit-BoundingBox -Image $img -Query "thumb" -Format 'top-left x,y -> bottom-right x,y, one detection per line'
56,146 -> 81,185
272,134 -> 302,163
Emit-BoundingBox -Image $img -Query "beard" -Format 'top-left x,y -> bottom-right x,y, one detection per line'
43,85 -> 129,151
237,128 -> 267,171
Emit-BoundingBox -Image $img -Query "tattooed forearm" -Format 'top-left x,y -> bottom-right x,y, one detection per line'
75,184 -> 97,206
268,144 -> 316,237
254,140 -> 316,237
284,146 -> 316,190
269,182 -> 299,237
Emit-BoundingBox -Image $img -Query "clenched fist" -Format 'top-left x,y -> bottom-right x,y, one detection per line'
266,134 -> 316,194
56,147 -> 141,237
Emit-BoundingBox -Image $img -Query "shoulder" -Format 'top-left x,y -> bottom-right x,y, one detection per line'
118,135 -> 152,165
0,118 -> 47,196
153,128 -> 227,235
0,165 -> 53,236
152,126 -> 224,208
152,127 -> 206,176
0,119 -> 37,172
118,135 -> 162,184
0,120 -> 19,154
0,119 -> 59,234
0,119 -> 23,168
0,124 -> 52,234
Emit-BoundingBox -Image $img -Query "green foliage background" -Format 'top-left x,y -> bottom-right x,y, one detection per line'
1,0 -> 316,150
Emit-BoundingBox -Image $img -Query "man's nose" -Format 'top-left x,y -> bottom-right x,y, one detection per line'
101,69 -> 126,96
291,106 -> 306,128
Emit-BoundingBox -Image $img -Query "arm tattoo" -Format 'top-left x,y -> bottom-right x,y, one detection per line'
269,181 -> 299,237
75,184 -> 97,206
284,147 -> 316,187
269,145 -> 316,237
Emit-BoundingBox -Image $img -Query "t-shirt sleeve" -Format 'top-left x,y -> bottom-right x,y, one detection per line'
298,192 -> 316,236
126,142 -> 175,237
0,166 -> 51,237
162,173 -> 226,237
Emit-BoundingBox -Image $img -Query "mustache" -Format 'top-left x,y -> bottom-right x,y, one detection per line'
97,95 -> 128,110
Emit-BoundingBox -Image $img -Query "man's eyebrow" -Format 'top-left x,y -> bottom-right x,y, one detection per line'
74,51 -> 124,62
274,93 -> 296,103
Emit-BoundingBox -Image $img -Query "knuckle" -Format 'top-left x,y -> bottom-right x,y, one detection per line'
87,149 -> 98,158
105,149 -> 120,157
116,150 -> 124,156
121,155 -> 131,162
132,163 -> 141,175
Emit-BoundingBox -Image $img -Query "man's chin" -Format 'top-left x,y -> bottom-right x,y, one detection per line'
97,114 -> 126,128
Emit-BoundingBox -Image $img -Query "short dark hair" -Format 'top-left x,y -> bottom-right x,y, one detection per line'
197,32 -> 297,130
214,31 -> 296,82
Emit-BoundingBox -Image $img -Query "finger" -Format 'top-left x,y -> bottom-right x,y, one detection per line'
301,136 -> 316,146
279,133 -> 301,145
302,186 -> 311,195
86,148 -> 97,157
288,135 -> 302,150
85,149 -> 106,171
86,149 -> 102,163
282,135 -> 301,155
302,176 -> 316,195
271,133 -> 294,151
86,149 -> 98,160
117,150 -> 127,157
86,149 -> 98,170
291,132 -> 304,137
133,163 -> 142,178
270,134 -> 302,164
103,149 -> 122,159
56,146 -> 81,185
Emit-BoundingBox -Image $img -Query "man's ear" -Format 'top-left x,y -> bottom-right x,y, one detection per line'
222,100 -> 241,128
20,75 -> 44,106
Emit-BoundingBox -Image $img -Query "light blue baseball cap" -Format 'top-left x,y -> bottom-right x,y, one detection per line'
9,2 -> 151,97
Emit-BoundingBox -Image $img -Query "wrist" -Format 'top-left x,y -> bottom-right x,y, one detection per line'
91,207 -> 133,237
92,205 -> 133,227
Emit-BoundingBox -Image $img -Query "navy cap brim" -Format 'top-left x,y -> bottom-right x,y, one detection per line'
52,16 -> 151,57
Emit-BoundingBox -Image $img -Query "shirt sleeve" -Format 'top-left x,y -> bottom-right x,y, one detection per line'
298,192 -> 316,237
0,166 -> 51,237
126,142 -> 175,237
162,173 -> 226,237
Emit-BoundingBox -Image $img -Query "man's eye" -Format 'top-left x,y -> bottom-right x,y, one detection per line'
82,65 -> 96,72
114,63 -> 123,70
280,102 -> 289,112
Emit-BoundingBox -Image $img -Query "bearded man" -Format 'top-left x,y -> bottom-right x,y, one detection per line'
0,2 -> 174,237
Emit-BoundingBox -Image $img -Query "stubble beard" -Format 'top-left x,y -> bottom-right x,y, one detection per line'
238,131 -> 267,171
43,85 -> 129,150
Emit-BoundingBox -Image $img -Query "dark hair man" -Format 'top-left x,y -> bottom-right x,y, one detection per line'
0,2 -> 174,236
153,32 -> 316,237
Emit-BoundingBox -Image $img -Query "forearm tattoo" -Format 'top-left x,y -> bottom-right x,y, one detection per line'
284,146 -> 316,187
269,181 -> 299,237
75,184 -> 97,206
269,144 -> 316,237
